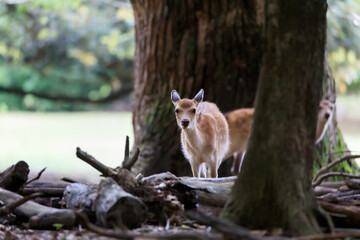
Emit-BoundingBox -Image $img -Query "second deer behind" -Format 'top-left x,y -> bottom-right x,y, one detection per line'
171,89 -> 229,178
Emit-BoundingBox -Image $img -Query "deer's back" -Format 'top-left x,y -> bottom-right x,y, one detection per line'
224,108 -> 254,158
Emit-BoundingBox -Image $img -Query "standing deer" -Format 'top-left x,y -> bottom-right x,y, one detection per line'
225,99 -> 336,174
171,89 -> 229,178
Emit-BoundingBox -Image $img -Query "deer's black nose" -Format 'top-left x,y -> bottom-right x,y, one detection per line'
181,119 -> 190,127
325,112 -> 330,119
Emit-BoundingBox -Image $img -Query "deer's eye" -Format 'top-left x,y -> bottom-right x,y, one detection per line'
175,109 -> 179,114
192,108 -> 196,113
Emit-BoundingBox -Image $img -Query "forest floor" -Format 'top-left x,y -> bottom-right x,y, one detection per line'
0,96 -> 360,239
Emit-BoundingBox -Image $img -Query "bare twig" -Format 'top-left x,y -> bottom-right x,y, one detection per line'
76,147 -> 115,177
313,155 -> 360,184
75,211 -> 218,239
122,136 -> 140,171
186,210 -> 261,240
26,167 -> 46,186
313,172 -> 360,188
0,192 -> 44,216
124,136 -> 130,163
61,177 -> 78,183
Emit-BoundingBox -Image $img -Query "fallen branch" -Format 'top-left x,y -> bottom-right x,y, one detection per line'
0,187 -> 76,228
186,210 -> 261,240
21,187 -> 67,197
313,155 -> 360,184
76,147 -> 115,177
122,136 -> 140,171
313,172 -> 360,188
76,147 -> 138,192
25,167 -> 46,186
345,179 -> 360,190
75,211 -> 219,239
0,161 -> 29,192
0,192 -> 43,216
314,186 -> 337,196
61,177 -> 78,183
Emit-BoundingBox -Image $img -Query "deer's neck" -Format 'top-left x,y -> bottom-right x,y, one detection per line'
182,124 -> 203,145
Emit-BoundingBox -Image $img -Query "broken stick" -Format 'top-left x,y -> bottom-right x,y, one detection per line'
0,161 -> 29,192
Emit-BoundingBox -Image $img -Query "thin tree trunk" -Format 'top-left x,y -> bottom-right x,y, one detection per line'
222,0 -> 327,235
130,0 -> 262,176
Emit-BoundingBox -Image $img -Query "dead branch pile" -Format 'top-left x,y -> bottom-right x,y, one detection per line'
0,136 -> 258,240
1,138 -> 360,239
313,154 -> 360,229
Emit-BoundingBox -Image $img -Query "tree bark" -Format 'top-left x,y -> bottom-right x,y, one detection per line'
130,0 -> 263,176
222,0 -> 327,236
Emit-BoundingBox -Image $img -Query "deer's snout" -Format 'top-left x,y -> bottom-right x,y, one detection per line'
325,112 -> 330,119
181,119 -> 190,128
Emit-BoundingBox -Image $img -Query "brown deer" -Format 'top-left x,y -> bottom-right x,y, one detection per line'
225,99 -> 335,174
316,99 -> 335,144
171,89 -> 229,178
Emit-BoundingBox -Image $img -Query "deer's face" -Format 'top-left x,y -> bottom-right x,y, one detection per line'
318,99 -> 334,127
171,89 -> 204,130
174,100 -> 197,129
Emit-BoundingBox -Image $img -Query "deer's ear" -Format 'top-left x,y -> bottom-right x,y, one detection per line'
171,90 -> 181,105
193,89 -> 204,106
330,96 -> 336,104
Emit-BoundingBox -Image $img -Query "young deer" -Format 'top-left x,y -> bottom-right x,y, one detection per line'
316,99 -> 335,144
171,89 -> 229,178
225,99 -> 335,174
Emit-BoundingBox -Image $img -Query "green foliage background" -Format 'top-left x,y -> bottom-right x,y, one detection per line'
0,0 -> 359,111
328,0 -> 360,94
0,0 -> 133,111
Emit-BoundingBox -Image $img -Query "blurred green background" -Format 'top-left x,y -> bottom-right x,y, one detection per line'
0,0 -> 359,182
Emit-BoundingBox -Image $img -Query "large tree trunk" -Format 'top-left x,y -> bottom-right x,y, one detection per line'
130,0 -> 263,176
222,0 -> 327,236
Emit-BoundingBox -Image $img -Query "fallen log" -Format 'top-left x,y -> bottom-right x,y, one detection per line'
95,178 -> 146,229
0,161 -> 29,192
64,178 -> 147,230
63,182 -> 96,221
